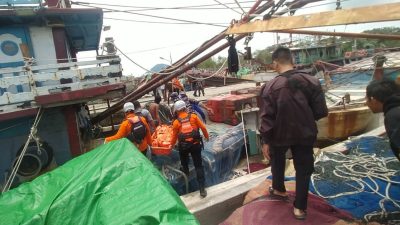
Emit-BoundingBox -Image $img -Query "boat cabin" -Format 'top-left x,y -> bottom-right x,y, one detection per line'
0,0 -> 125,188
291,44 -> 343,66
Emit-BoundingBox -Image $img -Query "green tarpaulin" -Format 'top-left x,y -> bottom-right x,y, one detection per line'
0,138 -> 199,225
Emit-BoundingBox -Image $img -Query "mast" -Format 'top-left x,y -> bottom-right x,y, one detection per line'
91,0 -> 273,124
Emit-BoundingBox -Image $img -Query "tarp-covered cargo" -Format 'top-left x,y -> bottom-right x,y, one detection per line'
0,138 -> 199,225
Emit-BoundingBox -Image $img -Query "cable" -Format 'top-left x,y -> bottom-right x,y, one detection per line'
185,58 -> 228,81
104,40 -> 205,77
73,2 -> 228,28
234,0 -> 246,15
73,1 -> 255,11
103,16 -> 229,26
212,0 -> 242,14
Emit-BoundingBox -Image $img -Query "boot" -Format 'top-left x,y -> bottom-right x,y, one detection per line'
199,186 -> 207,198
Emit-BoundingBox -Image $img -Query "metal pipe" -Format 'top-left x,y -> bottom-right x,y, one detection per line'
163,165 -> 189,194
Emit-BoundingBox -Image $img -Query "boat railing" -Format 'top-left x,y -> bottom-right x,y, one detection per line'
0,56 -> 123,108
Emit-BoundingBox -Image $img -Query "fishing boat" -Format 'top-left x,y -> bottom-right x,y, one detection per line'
0,0 -> 124,190
316,48 -> 400,142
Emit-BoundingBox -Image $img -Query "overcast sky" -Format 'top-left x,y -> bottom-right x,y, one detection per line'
75,0 -> 400,76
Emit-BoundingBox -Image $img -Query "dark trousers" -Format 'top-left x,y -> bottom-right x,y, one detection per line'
179,143 -> 205,187
270,145 -> 314,210
193,84 -> 204,96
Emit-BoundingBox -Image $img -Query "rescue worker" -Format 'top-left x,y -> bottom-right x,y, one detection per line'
178,92 -> 213,123
133,100 -> 155,133
170,100 -> 209,198
105,102 -> 152,156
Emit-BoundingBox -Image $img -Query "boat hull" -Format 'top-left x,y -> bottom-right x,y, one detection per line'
317,105 -> 373,141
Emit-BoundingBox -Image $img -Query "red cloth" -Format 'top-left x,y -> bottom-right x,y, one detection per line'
221,191 -> 353,225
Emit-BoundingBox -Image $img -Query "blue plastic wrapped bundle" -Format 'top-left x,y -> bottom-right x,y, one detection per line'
202,124 -> 245,186
152,124 -> 245,195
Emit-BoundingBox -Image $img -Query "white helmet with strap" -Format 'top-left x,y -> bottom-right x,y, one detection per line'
174,100 -> 186,112
123,102 -> 135,112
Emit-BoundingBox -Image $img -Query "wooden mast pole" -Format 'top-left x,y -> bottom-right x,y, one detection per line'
226,3 -> 400,34
91,0 -> 278,124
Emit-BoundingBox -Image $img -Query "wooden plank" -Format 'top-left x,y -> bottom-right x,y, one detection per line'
226,3 -> 400,34
277,29 -> 400,40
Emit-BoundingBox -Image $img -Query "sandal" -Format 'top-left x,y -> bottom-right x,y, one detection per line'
293,208 -> 307,220
268,186 -> 289,201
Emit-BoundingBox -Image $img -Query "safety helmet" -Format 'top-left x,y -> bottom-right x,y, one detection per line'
123,102 -> 135,112
174,100 -> 186,112
178,92 -> 187,98
170,92 -> 179,102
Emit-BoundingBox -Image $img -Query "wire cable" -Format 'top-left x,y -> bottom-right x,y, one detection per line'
73,1 -> 255,11
212,0 -> 242,14
73,2 -> 227,28
185,58 -> 228,81
103,16 -> 229,26
234,0 -> 246,14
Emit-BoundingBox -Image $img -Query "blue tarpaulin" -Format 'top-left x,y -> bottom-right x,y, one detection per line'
310,136 -> 400,223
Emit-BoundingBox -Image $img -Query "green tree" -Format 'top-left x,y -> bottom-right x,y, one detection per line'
253,46 -> 276,64
363,27 -> 400,48
339,26 -> 400,51
197,57 -> 218,70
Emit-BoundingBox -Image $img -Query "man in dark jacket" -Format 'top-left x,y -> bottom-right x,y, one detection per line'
259,47 -> 328,220
366,79 -> 400,161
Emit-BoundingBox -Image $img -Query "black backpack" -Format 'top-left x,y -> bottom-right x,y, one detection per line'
127,116 -> 147,144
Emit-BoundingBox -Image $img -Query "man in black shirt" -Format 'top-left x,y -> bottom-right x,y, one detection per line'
259,47 -> 328,220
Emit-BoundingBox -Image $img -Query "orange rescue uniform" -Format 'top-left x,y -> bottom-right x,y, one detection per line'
171,111 -> 209,146
172,78 -> 184,91
105,113 -> 152,152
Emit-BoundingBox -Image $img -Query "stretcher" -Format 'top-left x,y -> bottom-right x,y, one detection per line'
151,125 -> 174,155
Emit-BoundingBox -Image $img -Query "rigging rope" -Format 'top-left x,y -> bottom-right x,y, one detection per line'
311,138 -> 400,222
73,1 -> 255,11
234,0 -> 246,14
73,2 -> 226,28
185,58 -> 228,81
212,0 -> 242,14
2,107 -> 44,193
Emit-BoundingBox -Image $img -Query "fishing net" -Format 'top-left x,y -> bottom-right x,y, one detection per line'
310,136 -> 400,224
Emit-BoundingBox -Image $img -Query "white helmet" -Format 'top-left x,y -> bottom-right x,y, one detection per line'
174,100 -> 186,112
123,102 -> 135,112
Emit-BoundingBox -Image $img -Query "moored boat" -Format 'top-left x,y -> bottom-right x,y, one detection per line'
0,0 -> 124,190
